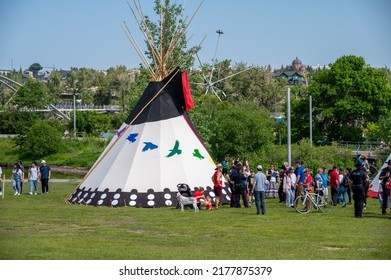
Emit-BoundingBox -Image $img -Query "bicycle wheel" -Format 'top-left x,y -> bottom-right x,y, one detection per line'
317,195 -> 333,213
294,196 -> 310,214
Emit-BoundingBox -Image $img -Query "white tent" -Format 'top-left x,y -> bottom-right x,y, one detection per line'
368,153 -> 391,198
67,70 -> 230,207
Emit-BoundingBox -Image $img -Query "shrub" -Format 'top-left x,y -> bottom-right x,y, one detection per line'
19,121 -> 63,159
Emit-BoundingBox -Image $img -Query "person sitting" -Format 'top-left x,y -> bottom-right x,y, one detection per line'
193,187 -> 212,210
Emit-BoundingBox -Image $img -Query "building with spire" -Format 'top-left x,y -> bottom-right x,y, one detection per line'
272,57 -> 307,85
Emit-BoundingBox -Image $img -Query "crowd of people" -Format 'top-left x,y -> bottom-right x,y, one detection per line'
208,156 -> 391,219
0,160 -> 51,196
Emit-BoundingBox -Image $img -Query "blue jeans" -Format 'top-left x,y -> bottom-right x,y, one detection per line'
29,180 -> 38,193
338,186 -> 347,204
254,191 -> 265,214
13,178 -> 21,193
290,189 -> 295,205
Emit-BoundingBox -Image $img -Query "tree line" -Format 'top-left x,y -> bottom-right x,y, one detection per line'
1,54 -> 390,163
0,0 -> 390,163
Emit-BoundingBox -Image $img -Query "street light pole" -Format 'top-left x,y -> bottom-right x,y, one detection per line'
73,93 -> 76,139
310,95 -> 313,146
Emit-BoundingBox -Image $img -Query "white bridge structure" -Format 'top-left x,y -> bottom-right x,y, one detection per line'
0,74 -> 120,121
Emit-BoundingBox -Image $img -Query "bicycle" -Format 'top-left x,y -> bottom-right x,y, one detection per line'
294,188 -> 333,214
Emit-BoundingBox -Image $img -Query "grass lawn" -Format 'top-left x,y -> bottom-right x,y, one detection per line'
0,182 -> 390,260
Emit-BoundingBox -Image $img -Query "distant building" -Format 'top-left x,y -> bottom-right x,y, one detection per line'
22,70 -> 34,78
272,57 -> 307,85
0,69 -> 10,76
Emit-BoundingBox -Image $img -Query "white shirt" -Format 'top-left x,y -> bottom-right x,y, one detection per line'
29,166 -> 39,180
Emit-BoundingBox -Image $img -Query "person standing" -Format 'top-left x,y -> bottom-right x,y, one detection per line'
337,168 -> 348,208
230,164 -> 248,208
303,168 -> 313,211
265,163 -> 278,198
12,163 -> 24,195
294,160 -> 305,206
320,168 -> 329,201
212,163 -> 223,210
278,165 -> 287,203
227,159 -> 238,207
349,159 -> 369,218
18,161 -> 25,194
28,161 -> 39,195
39,160 -> 51,194
329,166 -> 340,206
222,158 -> 228,175
314,168 -> 325,205
283,168 -> 294,208
253,165 -> 267,215
379,159 -> 391,218
246,169 -> 256,206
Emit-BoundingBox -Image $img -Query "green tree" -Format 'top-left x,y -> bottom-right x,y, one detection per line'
108,65 -> 132,110
208,100 -> 275,160
127,68 -> 151,113
365,111 -> 391,142
46,71 -> 63,101
18,121 -> 62,158
188,94 -> 221,146
70,111 -> 111,137
14,79 -> 48,108
295,55 -> 391,142
28,63 -> 43,78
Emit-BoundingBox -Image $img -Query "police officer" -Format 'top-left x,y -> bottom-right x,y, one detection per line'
230,164 -> 247,208
379,159 -> 391,218
349,159 -> 369,218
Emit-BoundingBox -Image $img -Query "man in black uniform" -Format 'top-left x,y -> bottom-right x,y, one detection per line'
379,159 -> 391,218
230,164 -> 248,208
349,159 -> 369,218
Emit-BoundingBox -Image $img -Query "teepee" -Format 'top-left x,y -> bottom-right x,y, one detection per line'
67,0 -> 230,207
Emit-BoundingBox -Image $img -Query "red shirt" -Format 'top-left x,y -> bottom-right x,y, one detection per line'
304,175 -> 313,193
213,170 -> 222,188
193,191 -> 204,202
329,170 -> 339,188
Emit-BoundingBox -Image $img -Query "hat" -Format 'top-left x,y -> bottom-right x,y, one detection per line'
386,159 -> 391,164
295,160 -> 302,165
41,160 -> 46,164
257,165 -> 262,170
215,163 -> 222,170
355,158 -> 363,166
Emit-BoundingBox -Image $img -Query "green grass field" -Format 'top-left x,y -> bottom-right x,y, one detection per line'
0,182 -> 390,260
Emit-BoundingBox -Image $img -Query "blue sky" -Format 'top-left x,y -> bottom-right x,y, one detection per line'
0,0 -> 390,71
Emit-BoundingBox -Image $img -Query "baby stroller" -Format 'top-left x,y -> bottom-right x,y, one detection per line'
176,183 -> 193,209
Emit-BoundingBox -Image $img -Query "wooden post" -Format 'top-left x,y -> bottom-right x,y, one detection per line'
2,174 -> 5,199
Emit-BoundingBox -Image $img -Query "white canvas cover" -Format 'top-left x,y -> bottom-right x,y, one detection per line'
68,70 -> 231,207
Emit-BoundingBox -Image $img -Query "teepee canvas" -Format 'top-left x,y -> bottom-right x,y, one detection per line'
68,70 -> 230,207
